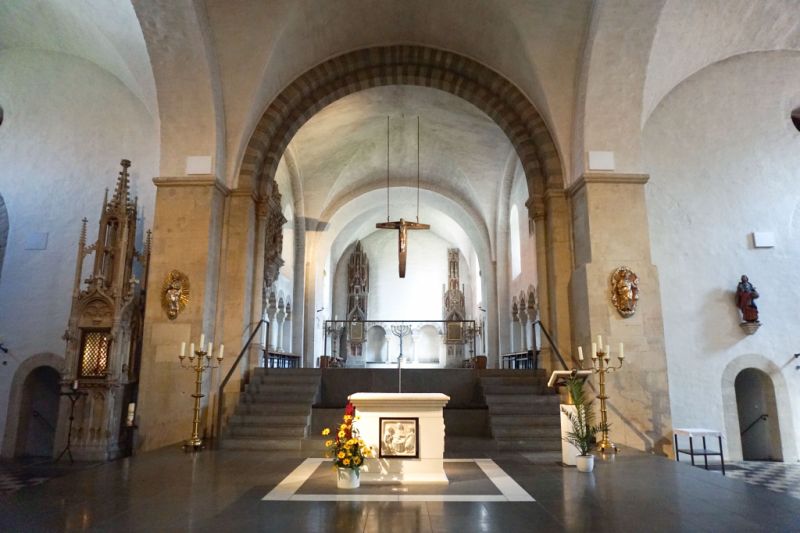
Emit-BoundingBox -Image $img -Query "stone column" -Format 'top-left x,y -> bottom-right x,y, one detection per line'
544,188 -> 573,367
282,303 -> 292,354
137,176 -> 227,451
568,172 -> 672,455
517,295 -> 528,353
510,298 -> 520,353
266,290 -> 277,351
529,194 -> 553,368
275,297 -> 286,351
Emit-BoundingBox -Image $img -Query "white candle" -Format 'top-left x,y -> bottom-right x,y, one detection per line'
619,342 -> 624,359
72,379 -> 79,390
189,343 -> 195,359
597,335 -> 603,348
199,334 -> 205,351
577,346 -> 584,361
218,344 -> 225,360
127,402 -> 135,416
180,342 -> 186,357
207,342 -> 213,358
591,343 -> 597,358
605,345 -> 610,356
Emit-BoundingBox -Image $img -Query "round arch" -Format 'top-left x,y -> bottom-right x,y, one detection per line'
1,352 -> 65,458
721,354 -> 798,462
237,45 -> 564,195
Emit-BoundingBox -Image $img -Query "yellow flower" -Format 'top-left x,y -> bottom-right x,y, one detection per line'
353,457 -> 361,466
338,431 -> 345,438
322,428 -> 330,436
337,451 -> 345,459
325,440 -> 333,447
342,458 -> 350,466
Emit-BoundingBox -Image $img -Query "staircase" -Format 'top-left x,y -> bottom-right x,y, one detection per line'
222,368 -> 321,451
481,370 -> 561,452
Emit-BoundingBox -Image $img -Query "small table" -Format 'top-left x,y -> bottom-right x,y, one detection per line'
673,428 -> 725,475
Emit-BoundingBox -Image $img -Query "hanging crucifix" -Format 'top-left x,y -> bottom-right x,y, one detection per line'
376,116 -> 430,278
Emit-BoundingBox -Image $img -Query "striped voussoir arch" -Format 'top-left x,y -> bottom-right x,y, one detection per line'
239,45 -> 563,193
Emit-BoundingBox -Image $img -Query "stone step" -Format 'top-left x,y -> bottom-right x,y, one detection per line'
479,369 -> 548,378
242,392 -> 316,403
481,384 -> 549,395
487,403 -> 559,416
252,368 -> 321,377
495,437 -> 562,452
484,394 -> 560,405
480,376 -> 548,386
236,403 -> 311,416
230,413 -> 310,426
221,437 -> 301,451
488,414 -> 561,427
490,425 -> 560,439
227,425 -> 307,438
245,382 -> 319,393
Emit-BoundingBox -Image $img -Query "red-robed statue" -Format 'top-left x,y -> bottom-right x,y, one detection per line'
735,275 -> 759,323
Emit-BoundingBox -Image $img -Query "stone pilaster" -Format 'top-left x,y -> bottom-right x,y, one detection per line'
137,176 -> 227,451
568,172 -> 672,455
544,188 -> 573,367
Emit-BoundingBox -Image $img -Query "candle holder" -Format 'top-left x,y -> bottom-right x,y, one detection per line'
577,338 -> 625,454
178,337 -> 224,451
55,381 -> 87,463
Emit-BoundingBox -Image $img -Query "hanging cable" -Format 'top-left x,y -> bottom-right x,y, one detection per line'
386,115 -> 390,222
417,116 -> 421,222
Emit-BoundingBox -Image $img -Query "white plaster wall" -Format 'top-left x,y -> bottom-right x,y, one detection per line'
508,170 -> 538,312
644,51 -> 800,461
332,230 -> 474,322
0,49 -> 158,447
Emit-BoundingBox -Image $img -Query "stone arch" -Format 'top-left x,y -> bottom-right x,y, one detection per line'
721,354 -> 797,462
238,46 -> 563,195
1,352 -> 65,458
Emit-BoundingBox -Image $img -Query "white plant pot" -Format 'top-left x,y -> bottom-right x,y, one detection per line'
337,467 -> 360,489
576,454 -> 594,473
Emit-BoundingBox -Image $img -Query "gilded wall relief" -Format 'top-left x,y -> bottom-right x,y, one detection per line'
162,270 -> 190,320
610,266 -> 639,318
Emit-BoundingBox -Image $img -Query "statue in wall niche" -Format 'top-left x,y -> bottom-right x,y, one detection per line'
610,266 -> 639,318
736,275 -> 760,323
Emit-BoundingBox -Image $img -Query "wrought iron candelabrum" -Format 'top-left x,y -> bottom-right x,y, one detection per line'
178,335 -> 224,451
577,335 -> 625,454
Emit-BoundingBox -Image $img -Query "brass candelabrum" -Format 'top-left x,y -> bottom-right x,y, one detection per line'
577,336 -> 625,454
179,335 -> 224,451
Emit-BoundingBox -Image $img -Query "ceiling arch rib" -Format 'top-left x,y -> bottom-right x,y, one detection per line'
237,45 -> 563,197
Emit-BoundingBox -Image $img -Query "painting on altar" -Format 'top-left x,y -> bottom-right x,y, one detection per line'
379,417 -> 419,458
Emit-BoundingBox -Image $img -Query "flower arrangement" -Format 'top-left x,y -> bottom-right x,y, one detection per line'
322,402 -> 372,470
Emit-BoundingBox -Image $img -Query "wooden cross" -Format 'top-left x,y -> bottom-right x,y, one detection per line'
376,218 -> 430,278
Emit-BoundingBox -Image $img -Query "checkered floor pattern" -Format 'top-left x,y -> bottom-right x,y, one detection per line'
725,461 -> 800,500
0,462 -> 51,493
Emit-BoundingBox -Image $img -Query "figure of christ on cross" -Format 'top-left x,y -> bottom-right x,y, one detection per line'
376,218 -> 430,278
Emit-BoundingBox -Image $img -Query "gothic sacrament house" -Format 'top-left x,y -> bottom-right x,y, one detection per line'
60,160 -> 149,461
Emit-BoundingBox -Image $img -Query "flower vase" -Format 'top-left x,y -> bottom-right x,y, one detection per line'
337,467 -> 360,489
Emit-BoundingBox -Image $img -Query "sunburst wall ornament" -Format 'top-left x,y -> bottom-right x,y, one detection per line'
375,116 -> 430,278
162,270 -> 190,320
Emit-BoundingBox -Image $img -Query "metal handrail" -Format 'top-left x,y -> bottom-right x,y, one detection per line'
214,319 -> 268,447
741,414 -> 768,435
31,410 -> 56,433
532,319 -> 572,370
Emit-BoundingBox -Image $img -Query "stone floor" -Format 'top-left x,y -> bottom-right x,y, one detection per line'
1,443 -> 798,532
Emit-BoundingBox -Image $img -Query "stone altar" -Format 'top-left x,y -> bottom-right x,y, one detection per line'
349,392 -> 450,484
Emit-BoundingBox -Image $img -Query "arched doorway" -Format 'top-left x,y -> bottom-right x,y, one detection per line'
15,366 -> 61,458
735,368 -> 782,461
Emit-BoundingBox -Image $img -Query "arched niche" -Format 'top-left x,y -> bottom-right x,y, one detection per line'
721,354 -> 797,462
1,353 -> 65,458
734,368 -> 782,461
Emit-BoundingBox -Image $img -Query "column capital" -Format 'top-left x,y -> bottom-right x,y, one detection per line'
526,194 -> 546,220
567,172 -> 649,197
152,175 -> 230,196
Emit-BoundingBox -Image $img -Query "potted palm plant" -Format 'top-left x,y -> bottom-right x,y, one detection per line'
561,376 -> 603,473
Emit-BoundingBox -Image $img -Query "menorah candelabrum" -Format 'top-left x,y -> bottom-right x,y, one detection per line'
390,324 -> 412,393
576,335 -> 625,454
178,334 -> 224,451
